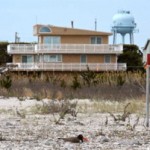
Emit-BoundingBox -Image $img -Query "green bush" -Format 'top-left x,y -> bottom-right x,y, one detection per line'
0,75 -> 12,90
80,66 -> 97,86
60,79 -> 66,88
116,74 -> 125,86
71,75 -> 81,90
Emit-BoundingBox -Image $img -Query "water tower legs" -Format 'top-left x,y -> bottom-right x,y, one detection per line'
113,30 -> 117,44
112,30 -> 135,45
122,34 -> 125,44
130,32 -> 134,44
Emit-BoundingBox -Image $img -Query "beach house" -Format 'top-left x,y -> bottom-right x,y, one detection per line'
7,24 -> 126,72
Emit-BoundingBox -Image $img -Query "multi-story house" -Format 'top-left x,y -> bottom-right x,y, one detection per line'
7,24 -> 126,72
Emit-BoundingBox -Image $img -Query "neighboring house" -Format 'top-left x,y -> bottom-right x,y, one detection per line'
143,39 -> 150,63
7,24 -> 126,72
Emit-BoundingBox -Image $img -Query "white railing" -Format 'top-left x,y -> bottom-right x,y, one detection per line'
7,44 -> 35,54
7,63 -> 126,71
7,44 -> 123,54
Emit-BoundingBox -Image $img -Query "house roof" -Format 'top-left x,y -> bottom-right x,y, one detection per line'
33,24 -> 112,36
143,39 -> 150,50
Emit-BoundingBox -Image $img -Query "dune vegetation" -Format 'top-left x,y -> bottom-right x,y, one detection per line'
0,71 -> 145,101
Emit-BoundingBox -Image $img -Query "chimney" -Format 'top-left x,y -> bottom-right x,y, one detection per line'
95,18 -> 97,31
71,21 -> 74,28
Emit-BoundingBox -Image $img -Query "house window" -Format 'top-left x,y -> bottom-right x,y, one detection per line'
39,26 -> 51,33
80,55 -> 87,63
22,55 -> 33,63
104,55 -> 111,63
43,55 -> 62,62
43,36 -> 60,44
91,37 -> 102,44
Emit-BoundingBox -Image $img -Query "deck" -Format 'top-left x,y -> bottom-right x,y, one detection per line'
7,63 -> 127,71
7,44 -> 123,54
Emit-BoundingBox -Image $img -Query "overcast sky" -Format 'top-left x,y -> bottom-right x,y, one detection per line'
0,0 -> 149,49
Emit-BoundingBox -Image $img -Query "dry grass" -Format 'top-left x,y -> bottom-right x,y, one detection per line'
0,71 -> 146,101
28,98 -> 145,116
30,100 -> 78,115
77,99 -> 145,114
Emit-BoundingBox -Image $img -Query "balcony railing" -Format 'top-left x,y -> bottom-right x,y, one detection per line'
7,44 -> 123,54
7,63 -> 126,71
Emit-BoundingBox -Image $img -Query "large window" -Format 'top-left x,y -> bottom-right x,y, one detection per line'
43,36 -> 60,44
91,36 -> 102,44
22,55 -> 33,63
104,55 -> 111,63
43,55 -> 62,62
80,55 -> 87,63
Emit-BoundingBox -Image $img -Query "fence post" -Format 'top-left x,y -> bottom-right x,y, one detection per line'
146,65 -> 150,127
146,54 -> 150,127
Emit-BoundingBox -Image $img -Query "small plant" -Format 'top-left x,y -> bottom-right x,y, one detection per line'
116,74 -> 125,87
45,74 -> 50,82
105,116 -> 108,126
126,115 -> 140,131
33,95 -> 41,101
52,100 -> 78,124
0,75 -> 12,90
31,100 -> 78,118
109,102 -> 131,122
71,75 -> 81,90
16,108 -> 26,118
48,74 -> 60,85
60,79 -> 66,88
53,108 -> 70,124
18,97 -> 26,101
80,65 -> 97,86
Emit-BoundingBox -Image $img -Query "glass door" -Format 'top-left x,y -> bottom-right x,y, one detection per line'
22,55 -> 33,63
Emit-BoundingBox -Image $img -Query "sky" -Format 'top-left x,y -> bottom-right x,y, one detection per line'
0,0 -> 150,49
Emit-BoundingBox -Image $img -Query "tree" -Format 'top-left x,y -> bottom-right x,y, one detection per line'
0,42 -> 12,66
118,44 -> 144,71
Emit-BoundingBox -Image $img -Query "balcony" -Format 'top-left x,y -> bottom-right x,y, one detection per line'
7,63 -> 127,71
7,44 -> 123,54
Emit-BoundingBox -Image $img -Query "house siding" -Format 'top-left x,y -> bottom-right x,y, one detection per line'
111,55 -> 117,63
87,55 -> 103,63
13,55 -> 21,63
63,54 -> 80,63
143,41 -> 150,63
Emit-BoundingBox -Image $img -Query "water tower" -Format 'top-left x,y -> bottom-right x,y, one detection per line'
112,10 -> 137,44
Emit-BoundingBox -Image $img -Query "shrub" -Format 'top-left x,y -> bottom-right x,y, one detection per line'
116,74 -> 125,86
60,79 -> 66,88
71,75 -> 81,90
80,66 -> 97,86
0,75 -> 12,90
